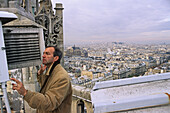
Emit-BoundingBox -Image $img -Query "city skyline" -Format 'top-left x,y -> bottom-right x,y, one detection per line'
52,0 -> 170,45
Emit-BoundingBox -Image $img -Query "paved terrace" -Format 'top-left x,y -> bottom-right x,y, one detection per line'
92,72 -> 170,113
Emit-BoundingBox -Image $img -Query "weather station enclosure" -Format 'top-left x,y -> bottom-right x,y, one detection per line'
3,27 -> 45,70
0,10 -> 45,113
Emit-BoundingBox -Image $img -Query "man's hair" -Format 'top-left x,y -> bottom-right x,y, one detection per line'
46,46 -> 63,61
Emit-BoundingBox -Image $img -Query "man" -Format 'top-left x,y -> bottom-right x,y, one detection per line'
11,46 -> 72,113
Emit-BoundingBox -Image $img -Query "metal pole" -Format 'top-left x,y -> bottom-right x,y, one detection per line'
1,82 -> 11,113
0,94 -> 3,113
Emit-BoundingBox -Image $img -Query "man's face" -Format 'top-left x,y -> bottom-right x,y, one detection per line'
42,47 -> 55,66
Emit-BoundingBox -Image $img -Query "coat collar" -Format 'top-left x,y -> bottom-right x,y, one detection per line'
45,63 -> 61,76
45,63 -> 53,76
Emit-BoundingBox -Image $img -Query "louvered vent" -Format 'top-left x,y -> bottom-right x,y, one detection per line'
3,27 -> 45,70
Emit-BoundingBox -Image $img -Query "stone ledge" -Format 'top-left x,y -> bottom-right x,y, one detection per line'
94,93 -> 170,113
91,72 -> 170,113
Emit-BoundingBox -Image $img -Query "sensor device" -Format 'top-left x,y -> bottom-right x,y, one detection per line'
0,11 -> 17,82
0,11 -> 17,113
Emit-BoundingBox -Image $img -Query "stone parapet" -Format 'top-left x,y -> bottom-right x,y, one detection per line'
72,85 -> 91,101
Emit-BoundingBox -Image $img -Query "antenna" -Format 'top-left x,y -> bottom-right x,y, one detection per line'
0,11 -> 17,113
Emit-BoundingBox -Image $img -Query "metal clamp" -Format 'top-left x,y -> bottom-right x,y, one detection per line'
1,47 -> 6,50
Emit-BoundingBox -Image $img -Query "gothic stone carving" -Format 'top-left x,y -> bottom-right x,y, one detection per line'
35,0 -> 63,47
35,7 -> 50,47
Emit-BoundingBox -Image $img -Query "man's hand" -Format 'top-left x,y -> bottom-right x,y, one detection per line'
10,78 -> 27,96
37,64 -> 47,76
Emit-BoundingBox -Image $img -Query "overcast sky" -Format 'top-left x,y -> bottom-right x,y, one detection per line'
52,0 -> 170,45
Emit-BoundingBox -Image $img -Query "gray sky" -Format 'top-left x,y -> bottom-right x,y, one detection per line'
52,0 -> 170,45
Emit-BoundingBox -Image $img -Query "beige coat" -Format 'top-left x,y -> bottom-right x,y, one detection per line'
24,64 -> 72,113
